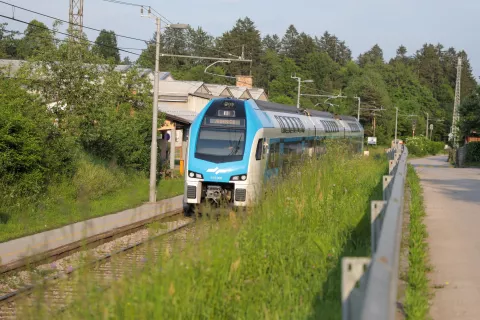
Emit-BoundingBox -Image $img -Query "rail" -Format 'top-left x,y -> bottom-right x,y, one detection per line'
342,144 -> 408,320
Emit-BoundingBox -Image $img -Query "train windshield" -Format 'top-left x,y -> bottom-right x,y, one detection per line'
195,128 -> 246,163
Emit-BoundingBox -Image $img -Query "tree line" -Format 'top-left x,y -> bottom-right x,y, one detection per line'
1,17 -> 480,145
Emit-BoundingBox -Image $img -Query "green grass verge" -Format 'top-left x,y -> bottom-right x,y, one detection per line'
48,144 -> 387,319
0,159 -> 184,243
405,164 -> 431,319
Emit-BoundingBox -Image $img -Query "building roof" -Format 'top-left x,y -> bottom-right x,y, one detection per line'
0,59 -> 25,76
248,87 -> 267,100
0,59 -> 173,80
158,80 -> 211,97
204,84 -> 233,97
227,86 -> 253,100
158,104 -> 198,124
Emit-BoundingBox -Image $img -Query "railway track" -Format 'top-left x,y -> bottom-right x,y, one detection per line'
0,213 -> 194,319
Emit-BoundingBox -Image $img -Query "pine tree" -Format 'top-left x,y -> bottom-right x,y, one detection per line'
92,30 -> 120,63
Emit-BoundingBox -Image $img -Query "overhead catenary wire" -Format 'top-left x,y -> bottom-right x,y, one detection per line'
0,14 -> 142,56
0,0 -> 150,44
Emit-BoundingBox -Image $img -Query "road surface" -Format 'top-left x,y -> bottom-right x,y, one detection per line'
410,155 -> 480,320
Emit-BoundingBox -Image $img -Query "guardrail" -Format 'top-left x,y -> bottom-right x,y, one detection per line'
342,144 -> 408,320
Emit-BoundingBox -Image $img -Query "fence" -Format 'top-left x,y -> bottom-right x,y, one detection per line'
342,144 -> 408,320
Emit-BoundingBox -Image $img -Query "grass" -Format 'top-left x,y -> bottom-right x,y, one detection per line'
0,158 -> 184,243
36,143 -> 389,319
404,164 -> 431,319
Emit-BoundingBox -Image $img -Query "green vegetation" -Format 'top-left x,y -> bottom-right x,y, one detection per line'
0,31 -> 172,240
38,144 -> 387,319
405,136 -> 445,157
465,142 -> 480,163
459,86 -> 480,141
405,165 -> 431,319
0,155 -> 183,242
135,18 -> 476,145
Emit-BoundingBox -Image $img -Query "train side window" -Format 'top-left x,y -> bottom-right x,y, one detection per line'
255,138 -> 264,160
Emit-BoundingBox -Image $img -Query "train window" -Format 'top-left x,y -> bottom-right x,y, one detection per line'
268,143 -> 279,169
286,117 -> 297,132
281,116 -> 292,133
255,138 -> 264,161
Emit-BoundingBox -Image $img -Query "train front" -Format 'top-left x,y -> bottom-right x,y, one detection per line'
184,98 -> 252,213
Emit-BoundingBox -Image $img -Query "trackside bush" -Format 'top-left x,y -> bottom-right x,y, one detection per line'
406,136 -> 444,157
56,142 -> 387,319
466,142 -> 480,163
0,79 -> 76,202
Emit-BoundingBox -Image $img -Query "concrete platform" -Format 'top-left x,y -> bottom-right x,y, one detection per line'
0,195 -> 183,271
410,156 -> 480,320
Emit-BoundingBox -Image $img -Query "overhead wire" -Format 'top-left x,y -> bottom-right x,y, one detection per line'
0,14 -> 142,56
0,0 -> 150,43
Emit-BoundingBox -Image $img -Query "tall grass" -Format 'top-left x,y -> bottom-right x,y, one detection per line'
46,143 -> 388,319
0,156 -> 184,243
404,165 -> 431,319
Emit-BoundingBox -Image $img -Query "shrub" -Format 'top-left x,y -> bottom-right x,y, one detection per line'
72,156 -> 127,200
405,136 -> 444,157
0,79 -> 77,202
79,103 -> 153,172
466,142 -> 480,163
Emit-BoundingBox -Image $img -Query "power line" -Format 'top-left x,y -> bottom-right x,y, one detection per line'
0,0 -> 149,43
100,0 -> 239,59
101,0 -> 173,25
0,14 -> 141,56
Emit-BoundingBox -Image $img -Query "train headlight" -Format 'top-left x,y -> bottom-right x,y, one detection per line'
230,174 -> 247,181
188,171 -> 203,179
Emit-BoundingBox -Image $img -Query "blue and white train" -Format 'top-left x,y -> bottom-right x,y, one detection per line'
182,98 -> 363,214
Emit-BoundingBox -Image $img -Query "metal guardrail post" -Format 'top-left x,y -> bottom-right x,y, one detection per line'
341,146 -> 409,320
371,201 -> 387,254
342,257 -> 371,320
382,175 -> 393,200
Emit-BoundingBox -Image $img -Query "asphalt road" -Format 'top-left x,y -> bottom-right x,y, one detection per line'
410,155 -> 480,320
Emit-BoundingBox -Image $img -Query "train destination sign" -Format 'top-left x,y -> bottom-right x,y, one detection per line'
205,117 -> 245,127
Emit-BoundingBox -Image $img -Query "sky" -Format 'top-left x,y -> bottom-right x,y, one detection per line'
2,0 -> 480,79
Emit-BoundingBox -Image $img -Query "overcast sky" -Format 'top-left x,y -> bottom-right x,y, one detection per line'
3,0 -> 480,79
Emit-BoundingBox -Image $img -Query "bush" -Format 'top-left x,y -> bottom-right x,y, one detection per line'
466,142 -> 480,163
72,156 -> 127,200
405,136 -> 444,157
79,103 -> 153,172
0,79 -> 77,202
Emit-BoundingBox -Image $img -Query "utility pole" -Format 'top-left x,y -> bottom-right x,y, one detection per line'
451,56 -> 462,147
141,6 -> 188,203
291,74 -> 313,109
69,0 -> 84,39
356,96 -> 361,121
395,107 -> 398,144
425,112 -> 429,139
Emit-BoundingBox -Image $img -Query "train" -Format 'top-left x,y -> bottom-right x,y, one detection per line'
182,98 -> 364,215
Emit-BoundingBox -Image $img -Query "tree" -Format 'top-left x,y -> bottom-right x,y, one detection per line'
459,86 -> 480,139
0,23 -> 19,58
358,44 -> 384,67
92,29 -> 120,63
216,17 -> 262,79
122,56 -> 132,65
281,25 -> 299,59
17,20 -> 56,59
262,34 -> 281,53
316,31 -> 352,65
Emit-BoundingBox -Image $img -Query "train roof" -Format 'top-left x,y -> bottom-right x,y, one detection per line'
253,100 -> 353,121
